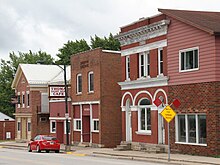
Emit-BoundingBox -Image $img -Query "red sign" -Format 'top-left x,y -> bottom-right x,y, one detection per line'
153,98 -> 162,107
172,99 -> 181,108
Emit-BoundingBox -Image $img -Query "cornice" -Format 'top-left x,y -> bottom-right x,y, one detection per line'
115,20 -> 170,46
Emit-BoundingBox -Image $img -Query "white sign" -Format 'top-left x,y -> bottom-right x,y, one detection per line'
6,132 -> 11,139
49,86 -> 65,97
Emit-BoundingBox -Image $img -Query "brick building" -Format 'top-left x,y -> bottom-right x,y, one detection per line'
71,48 -> 122,147
0,112 -> 15,140
116,14 -> 169,151
11,64 -> 66,142
116,9 -> 220,156
48,66 -> 71,144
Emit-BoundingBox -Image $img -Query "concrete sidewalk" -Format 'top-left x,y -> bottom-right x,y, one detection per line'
0,141 -> 219,165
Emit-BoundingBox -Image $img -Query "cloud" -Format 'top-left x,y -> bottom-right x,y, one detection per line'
0,0 -> 220,60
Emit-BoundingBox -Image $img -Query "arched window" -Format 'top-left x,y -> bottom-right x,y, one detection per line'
138,98 -> 151,132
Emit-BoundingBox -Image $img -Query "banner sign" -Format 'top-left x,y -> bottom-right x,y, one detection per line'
49,86 -> 65,98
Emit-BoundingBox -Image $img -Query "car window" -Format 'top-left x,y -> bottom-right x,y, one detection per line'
42,136 -> 57,141
34,135 -> 40,141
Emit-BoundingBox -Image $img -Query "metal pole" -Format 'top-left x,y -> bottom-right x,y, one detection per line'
64,64 -> 70,151
168,122 -> 170,162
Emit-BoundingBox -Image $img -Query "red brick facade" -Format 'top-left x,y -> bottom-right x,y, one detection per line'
0,121 -> 15,140
71,48 -> 122,147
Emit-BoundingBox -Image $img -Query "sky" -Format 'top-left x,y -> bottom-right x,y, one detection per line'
1,0 -> 220,60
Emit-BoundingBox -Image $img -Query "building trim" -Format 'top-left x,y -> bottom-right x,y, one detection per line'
121,39 -> 167,56
118,76 -> 169,90
49,117 -> 71,120
49,98 -> 71,102
116,20 -> 170,46
13,113 -> 32,117
72,101 -> 100,105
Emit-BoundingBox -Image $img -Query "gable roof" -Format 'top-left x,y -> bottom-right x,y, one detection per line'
158,8 -> 220,35
11,64 -> 71,89
0,112 -> 14,121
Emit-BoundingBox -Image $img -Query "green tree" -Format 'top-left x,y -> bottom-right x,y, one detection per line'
56,39 -> 90,65
0,50 -> 54,117
56,33 -> 120,64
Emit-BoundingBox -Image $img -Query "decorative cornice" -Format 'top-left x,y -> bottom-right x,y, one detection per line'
115,20 -> 170,46
121,39 -> 167,56
118,76 -> 169,90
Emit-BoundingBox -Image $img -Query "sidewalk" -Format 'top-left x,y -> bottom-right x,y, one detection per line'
0,141 -> 219,165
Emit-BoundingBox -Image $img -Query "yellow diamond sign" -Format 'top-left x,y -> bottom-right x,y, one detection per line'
161,105 -> 176,123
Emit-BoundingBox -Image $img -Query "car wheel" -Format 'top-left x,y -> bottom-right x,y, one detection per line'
55,150 -> 59,153
46,150 -> 49,153
36,145 -> 41,153
28,145 -> 32,152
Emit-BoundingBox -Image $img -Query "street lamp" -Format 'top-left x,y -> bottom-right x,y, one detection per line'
54,63 -> 70,151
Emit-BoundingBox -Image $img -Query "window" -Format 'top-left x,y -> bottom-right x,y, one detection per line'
139,52 -> 150,78
50,120 -> 56,133
92,119 -> 99,132
88,71 -> 94,92
126,56 -> 130,80
17,92 -> 21,108
176,114 -> 206,145
26,91 -> 30,107
138,98 -> 151,134
158,48 -> 163,75
180,47 -> 199,71
27,122 -> 31,132
22,92 -> 25,108
17,122 -> 21,131
74,119 -> 81,131
77,74 -> 82,94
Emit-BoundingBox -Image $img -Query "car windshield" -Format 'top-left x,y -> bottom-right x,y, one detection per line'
42,136 -> 57,141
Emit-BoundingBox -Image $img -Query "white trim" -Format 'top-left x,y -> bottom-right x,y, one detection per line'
64,120 -> 70,134
49,117 -> 71,120
92,119 -> 99,133
88,71 -> 94,93
22,91 -> 25,108
90,104 -> 93,143
80,104 -> 83,142
130,106 -> 138,111
139,52 -> 150,78
121,92 -> 133,107
72,101 -> 100,105
26,91 -> 30,108
158,48 -> 164,75
135,131 -> 151,135
125,56 -> 130,80
49,98 -> 71,102
118,76 -> 168,91
102,50 -> 121,54
121,40 -> 167,56
76,73 -> 82,94
179,46 -> 199,72
175,142 -> 207,147
73,119 -> 81,131
133,91 -> 153,106
153,88 -> 168,105
121,106 -> 126,112
50,120 -> 56,133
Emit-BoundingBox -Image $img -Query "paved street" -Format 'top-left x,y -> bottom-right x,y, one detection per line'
0,147 -> 166,165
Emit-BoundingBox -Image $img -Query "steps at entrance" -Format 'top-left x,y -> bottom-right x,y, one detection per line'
114,141 -> 167,153
78,142 -> 90,147
114,141 -> 131,151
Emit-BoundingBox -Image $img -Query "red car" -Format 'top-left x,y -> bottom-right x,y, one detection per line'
28,135 -> 60,153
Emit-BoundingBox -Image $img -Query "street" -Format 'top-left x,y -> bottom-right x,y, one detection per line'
0,147 -> 166,165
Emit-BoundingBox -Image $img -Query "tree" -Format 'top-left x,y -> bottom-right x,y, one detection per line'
56,39 -> 90,65
0,50 -> 54,117
56,33 -> 120,64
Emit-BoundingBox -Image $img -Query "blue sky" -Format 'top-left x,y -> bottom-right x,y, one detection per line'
1,0 -> 220,60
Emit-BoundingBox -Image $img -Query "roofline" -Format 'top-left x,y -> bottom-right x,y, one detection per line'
11,64 -> 22,89
102,50 -> 121,54
158,8 -> 216,35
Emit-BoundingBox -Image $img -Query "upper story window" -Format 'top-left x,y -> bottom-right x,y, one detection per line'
22,92 -> 25,108
50,120 -> 56,133
158,48 -> 163,75
179,47 -> 199,72
139,52 -> 150,78
17,92 -> 21,108
126,56 -> 130,80
26,91 -> 30,107
88,71 -> 94,92
77,74 -> 82,94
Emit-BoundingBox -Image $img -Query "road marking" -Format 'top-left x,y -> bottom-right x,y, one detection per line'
65,151 -> 86,156
0,146 -> 3,148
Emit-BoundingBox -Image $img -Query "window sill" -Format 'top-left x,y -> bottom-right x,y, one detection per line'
135,131 -> 151,135
73,130 -> 81,132
179,68 -> 199,73
76,93 -> 82,96
88,91 -> 94,94
175,142 -> 207,146
92,130 -> 99,133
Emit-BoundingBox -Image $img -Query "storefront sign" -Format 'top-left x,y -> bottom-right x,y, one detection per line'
49,86 -> 65,97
